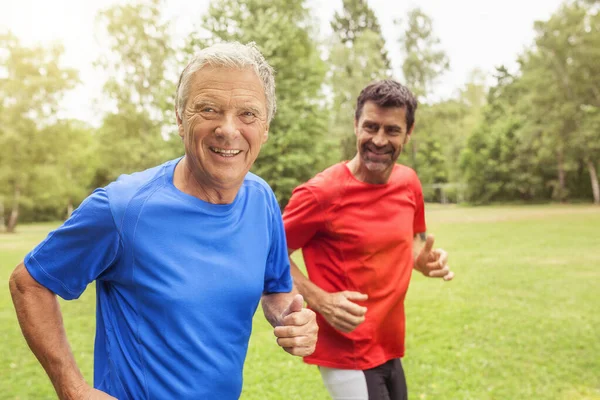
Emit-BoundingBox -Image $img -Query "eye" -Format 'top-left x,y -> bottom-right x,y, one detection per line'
202,107 -> 216,113
387,127 -> 402,136
364,123 -> 378,132
242,111 -> 256,117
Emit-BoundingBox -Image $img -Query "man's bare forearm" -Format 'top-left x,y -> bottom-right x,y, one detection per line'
261,291 -> 297,327
288,250 -> 327,313
413,232 -> 427,263
9,262 -> 88,400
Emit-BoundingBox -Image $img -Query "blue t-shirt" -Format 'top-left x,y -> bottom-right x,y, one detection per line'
24,158 -> 292,399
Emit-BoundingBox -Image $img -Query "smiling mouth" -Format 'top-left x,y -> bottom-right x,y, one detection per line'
365,148 -> 392,156
209,147 -> 242,157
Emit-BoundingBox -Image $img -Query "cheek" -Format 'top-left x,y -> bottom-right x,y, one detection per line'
188,121 -> 211,147
393,137 -> 405,149
246,126 -> 267,148
186,126 -> 198,149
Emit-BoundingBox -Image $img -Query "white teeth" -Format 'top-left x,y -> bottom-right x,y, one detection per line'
210,147 -> 241,155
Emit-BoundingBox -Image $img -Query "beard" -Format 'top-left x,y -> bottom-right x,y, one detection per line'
360,143 -> 398,171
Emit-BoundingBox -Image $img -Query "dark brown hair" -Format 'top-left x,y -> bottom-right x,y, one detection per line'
355,80 -> 418,131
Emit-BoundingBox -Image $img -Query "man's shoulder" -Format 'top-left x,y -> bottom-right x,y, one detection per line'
244,172 -> 276,198
106,159 -> 175,198
244,171 -> 271,189
392,163 -> 420,186
243,172 -> 279,211
103,159 -> 176,223
303,162 -> 349,192
287,162 -> 349,209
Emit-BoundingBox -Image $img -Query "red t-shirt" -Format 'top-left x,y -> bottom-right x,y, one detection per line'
283,162 -> 426,370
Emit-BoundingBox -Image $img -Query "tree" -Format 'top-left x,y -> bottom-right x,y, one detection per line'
328,0 -> 391,161
186,0 -> 332,206
94,0 -> 181,186
328,30 -> 390,160
330,0 -> 391,71
411,101 -> 467,188
395,8 -> 449,174
459,66 -> 550,204
34,120 -> 98,218
405,77 -> 484,202
578,105 -> 600,203
460,1 -> 600,205
0,33 -> 78,232
517,0 -> 600,202
397,8 -> 449,102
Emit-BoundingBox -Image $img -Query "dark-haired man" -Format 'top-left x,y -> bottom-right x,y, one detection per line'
283,80 -> 454,399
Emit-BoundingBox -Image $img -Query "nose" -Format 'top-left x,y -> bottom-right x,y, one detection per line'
371,128 -> 387,147
214,113 -> 240,140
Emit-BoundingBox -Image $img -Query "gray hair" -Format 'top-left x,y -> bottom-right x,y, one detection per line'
176,42 -> 277,123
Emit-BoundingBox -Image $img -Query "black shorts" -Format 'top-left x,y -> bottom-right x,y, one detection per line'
319,358 -> 408,400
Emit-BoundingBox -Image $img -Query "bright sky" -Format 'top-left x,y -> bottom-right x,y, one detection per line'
0,0 -> 565,126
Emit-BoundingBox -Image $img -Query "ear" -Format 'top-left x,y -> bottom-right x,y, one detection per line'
176,108 -> 184,138
262,126 -> 269,144
354,118 -> 359,136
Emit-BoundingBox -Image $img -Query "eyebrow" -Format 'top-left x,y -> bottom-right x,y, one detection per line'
191,99 -> 218,108
243,105 -> 264,115
385,125 -> 403,132
363,120 -> 404,132
191,98 -> 264,115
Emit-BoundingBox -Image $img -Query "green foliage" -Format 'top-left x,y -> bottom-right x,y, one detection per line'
461,1 -> 600,204
31,120 -> 98,212
330,0 -> 391,71
397,8 -> 449,101
2,0 -> 599,227
395,7 -> 454,187
186,0 -> 333,206
327,0 -> 391,160
461,114 -> 547,203
0,32 -> 80,230
94,0 -> 182,186
328,30 -> 391,160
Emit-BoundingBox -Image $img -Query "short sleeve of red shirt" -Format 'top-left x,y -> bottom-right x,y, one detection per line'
282,185 -> 325,251
412,172 -> 426,235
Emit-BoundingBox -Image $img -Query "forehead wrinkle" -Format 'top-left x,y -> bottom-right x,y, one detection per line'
191,75 -> 265,98
190,94 -> 266,119
192,93 -> 263,107
186,67 -> 267,112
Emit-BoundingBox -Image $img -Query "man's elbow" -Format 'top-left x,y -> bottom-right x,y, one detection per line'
9,262 -> 40,301
9,262 -> 25,298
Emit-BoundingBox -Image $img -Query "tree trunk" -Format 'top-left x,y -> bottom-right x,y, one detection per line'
587,159 -> 600,205
557,148 -> 567,203
7,185 -> 20,233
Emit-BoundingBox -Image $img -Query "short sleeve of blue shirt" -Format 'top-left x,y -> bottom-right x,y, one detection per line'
24,188 -> 122,300
263,192 -> 293,294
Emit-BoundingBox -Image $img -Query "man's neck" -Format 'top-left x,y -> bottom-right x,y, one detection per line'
173,157 -> 240,204
346,156 -> 393,185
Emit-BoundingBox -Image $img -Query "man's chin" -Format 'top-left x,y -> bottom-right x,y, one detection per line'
364,160 -> 391,172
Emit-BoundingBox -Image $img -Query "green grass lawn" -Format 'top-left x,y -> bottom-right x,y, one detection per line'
1,205 -> 599,399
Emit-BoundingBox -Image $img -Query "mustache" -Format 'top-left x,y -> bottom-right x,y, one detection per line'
362,142 -> 394,153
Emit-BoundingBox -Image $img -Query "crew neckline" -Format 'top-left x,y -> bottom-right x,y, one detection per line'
164,157 -> 243,215
341,161 -> 398,188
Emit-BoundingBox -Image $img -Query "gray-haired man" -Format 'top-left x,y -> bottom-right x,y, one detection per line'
10,42 -> 317,400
